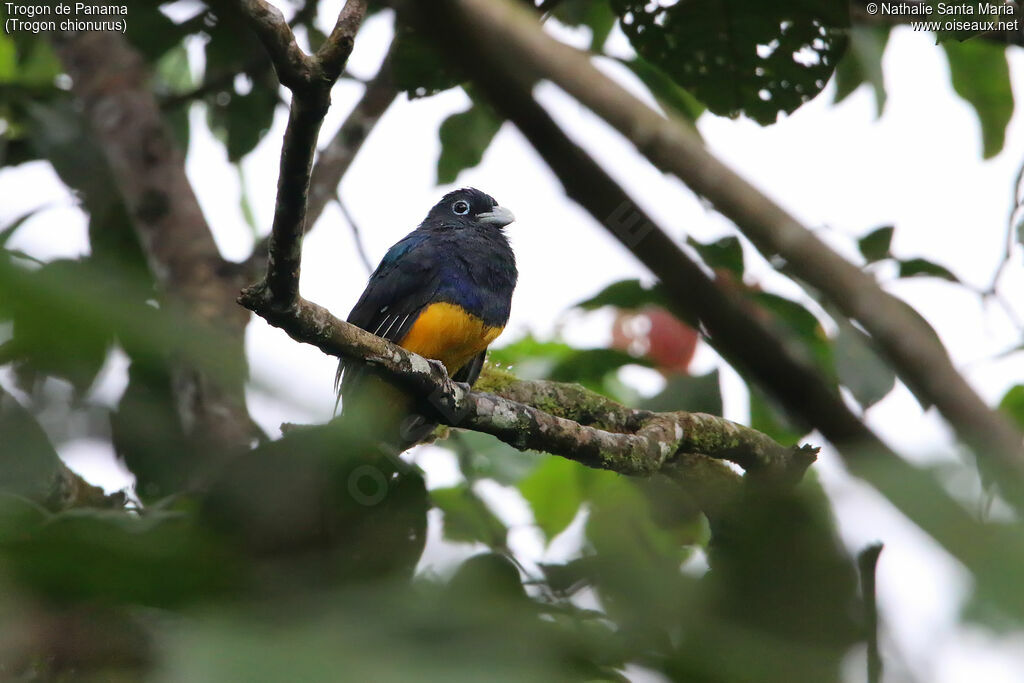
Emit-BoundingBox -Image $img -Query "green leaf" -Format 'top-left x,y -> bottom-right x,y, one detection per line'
857,225 -> 893,263
488,334 -> 576,379
225,87 -> 277,162
548,348 -> 651,389
573,279 -> 671,312
622,57 -> 705,128
641,370 -> 722,415
0,387 -> 62,503
832,25 -> 889,116
156,44 -> 194,151
446,431 -> 538,486
751,292 -> 835,381
749,385 -> 805,446
0,206 -> 43,248
898,257 -> 959,282
687,235 -> 744,277
0,33 -> 15,83
999,385 -> 1024,432
392,24 -> 462,98
943,39 -> 1014,159
610,0 -> 849,124
519,457 -> 584,542
834,320 -> 895,409
431,485 -> 507,547
437,99 -> 502,184
551,0 -> 617,52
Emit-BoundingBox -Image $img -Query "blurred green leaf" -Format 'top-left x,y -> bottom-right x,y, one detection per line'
573,279 -> 670,312
898,257 -> 959,282
447,431 -> 539,486
550,0 -> 617,52
834,320 -> 895,409
392,24 -> 462,98
432,484 -> 507,547
943,39 -> 1014,159
156,44 -> 194,150
751,292 -> 835,381
0,206 -> 43,248
687,235 -> 744,277
519,457 -> 584,542
857,225 -> 893,263
999,385 -> 1024,432
750,385 -> 805,446
437,98 -> 502,184
610,0 -> 848,124
0,506 -> 239,607
548,347 -> 651,390
833,25 -> 889,116
1,259 -> 114,395
220,86 -> 277,162
641,370 -> 722,415
622,57 -> 705,128
0,388 -> 62,503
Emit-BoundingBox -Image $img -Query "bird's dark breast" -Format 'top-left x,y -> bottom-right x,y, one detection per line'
434,228 -> 517,326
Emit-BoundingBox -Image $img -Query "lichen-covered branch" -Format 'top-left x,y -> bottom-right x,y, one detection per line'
238,290 -> 817,488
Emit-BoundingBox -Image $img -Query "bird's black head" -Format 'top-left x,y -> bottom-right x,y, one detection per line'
421,187 -> 515,230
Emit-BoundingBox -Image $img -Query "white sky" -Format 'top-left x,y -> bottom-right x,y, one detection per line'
1,6 -> 1024,682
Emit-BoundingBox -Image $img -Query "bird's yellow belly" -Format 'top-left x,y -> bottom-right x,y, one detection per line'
399,302 -> 503,374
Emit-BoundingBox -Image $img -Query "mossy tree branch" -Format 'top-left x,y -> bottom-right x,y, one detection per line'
235,0 -> 817,519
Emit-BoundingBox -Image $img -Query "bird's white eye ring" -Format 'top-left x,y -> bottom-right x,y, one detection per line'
452,200 -> 470,215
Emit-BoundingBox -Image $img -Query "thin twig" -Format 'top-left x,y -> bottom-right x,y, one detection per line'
857,543 -> 884,683
336,192 -> 374,275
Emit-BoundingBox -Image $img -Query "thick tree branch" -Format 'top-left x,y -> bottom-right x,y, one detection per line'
237,0 -> 367,306
53,30 -> 254,452
237,288 -> 817,486
429,0 -> 1024,506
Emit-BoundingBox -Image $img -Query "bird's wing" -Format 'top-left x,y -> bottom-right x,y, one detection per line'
335,231 -> 442,411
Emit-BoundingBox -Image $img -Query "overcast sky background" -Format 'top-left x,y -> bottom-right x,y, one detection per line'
2,4 -> 1024,681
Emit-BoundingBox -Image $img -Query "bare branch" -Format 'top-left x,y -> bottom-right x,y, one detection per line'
236,0 -> 368,306
430,0 -> 1024,504
235,0 -> 315,89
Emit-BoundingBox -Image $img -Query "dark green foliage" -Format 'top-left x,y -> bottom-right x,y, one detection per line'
834,319 -> 896,409
857,225 -> 894,263
573,278 -> 671,312
437,96 -> 503,184
432,483 -> 507,547
943,39 -> 1014,159
833,25 -> 889,116
642,370 -> 723,416
392,23 -> 463,98
549,0 -> 617,51
898,257 -> 959,282
622,56 -> 706,128
610,0 -> 849,123
688,235 -> 745,278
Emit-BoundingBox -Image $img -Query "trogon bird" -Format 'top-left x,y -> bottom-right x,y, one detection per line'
335,188 -> 517,447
